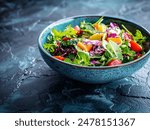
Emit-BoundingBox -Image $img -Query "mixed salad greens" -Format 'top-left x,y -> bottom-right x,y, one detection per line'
44,17 -> 147,66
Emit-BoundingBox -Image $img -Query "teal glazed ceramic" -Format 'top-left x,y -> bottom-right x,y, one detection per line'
38,16 -> 150,84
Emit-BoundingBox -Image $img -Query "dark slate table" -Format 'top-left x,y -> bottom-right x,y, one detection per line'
0,0 -> 150,113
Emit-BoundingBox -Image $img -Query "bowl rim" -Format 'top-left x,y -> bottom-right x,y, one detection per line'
38,15 -> 150,69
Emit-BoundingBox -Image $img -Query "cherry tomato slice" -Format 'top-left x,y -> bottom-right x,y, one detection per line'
54,56 -> 65,61
107,59 -> 122,66
129,40 -> 142,52
62,37 -> 71,41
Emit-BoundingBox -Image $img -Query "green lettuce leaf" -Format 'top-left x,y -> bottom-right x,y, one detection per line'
64,51 -> 90,66
52,25 -> 77,41
74,51 -> 90,65
134,30 -> 147,44
51,29 -> 64,41
102,40 -> 123,60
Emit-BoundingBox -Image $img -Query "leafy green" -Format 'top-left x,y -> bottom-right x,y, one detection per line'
80,21 -> 95,35
74,51 -> 90,65
61,39 -> 77,46
67,54 -> 76,60
102,40 -> 123,60
64,58 -> 73,63
102,40 -> 113,57
121,41 -> 135,56
52,25 -> 77,41
51,29 -> 63,41
47,35 -> 54,43
43,43 -> 57,53
120,41 -> 136,62
122,25 -> 147,44
134,30 -> 147,44
107,41 -> 123,60
64,25 -> 77,37
64,51 -> 90,66
81,31 -> 93,38
99,55 -> 107,66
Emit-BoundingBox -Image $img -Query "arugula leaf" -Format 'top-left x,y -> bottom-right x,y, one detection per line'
51,29 -> 64,41
64,25 -> 77,38
47,35 -> 54,43
43,43 -> 57,53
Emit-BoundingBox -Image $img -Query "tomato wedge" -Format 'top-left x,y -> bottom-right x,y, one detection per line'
107,59 -> 122,66
54,56 -> 65,61
129,40 -> 142,52
62,37 -> 71,41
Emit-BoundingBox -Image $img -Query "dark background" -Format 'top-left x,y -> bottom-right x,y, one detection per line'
0,0 -> 150,112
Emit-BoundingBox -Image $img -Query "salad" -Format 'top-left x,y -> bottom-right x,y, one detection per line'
44,17 -> 147,66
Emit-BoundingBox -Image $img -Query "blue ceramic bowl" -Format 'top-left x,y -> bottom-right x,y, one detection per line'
38,15 -> 150,84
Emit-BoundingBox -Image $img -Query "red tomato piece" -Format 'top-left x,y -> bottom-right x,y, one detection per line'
54,56 -> 65,61
107,59 -> 122,66
62,37 -> 71,41
129,40 -> 142,52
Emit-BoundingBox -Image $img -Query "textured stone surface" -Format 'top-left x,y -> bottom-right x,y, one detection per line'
0,0 -> 150,112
